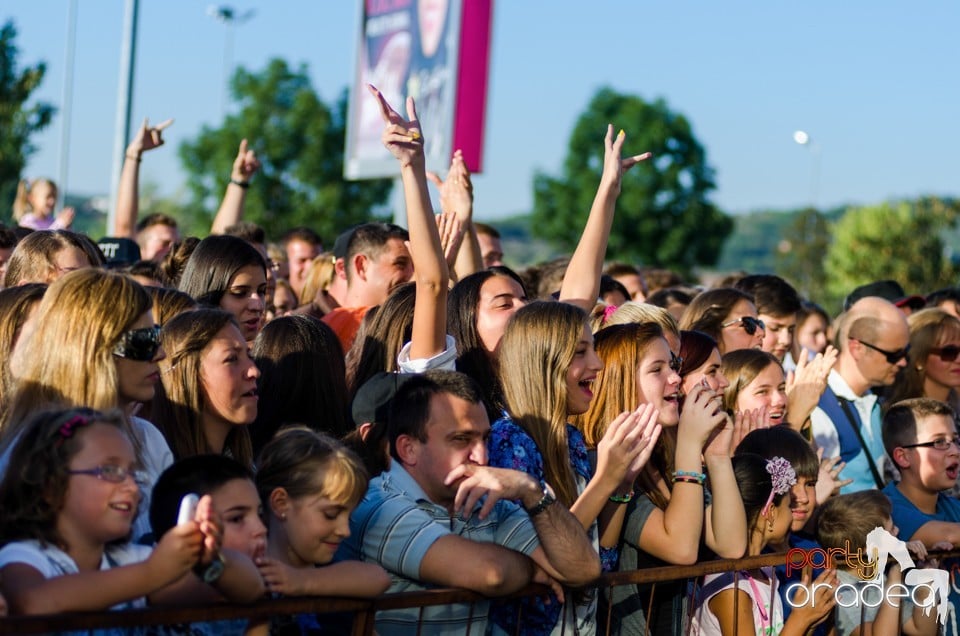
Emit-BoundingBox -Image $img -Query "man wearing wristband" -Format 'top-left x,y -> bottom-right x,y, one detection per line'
341,371 -> 600,635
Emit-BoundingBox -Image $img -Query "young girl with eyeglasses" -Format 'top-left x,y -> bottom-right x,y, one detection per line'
691,454 -> 837,636
0,408 -> 263,621
0,269 -> 172,541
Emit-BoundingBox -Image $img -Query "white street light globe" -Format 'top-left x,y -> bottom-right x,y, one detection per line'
793,130 -> 810,145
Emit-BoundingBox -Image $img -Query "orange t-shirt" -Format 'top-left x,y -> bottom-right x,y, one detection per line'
321,306 -> 371,353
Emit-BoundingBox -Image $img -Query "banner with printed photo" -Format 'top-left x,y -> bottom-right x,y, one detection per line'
345,0 -> 492,179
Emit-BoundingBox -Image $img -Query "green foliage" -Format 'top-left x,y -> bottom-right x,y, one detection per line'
531,87 -> 732,275
0,21 -> 55,218
774,208 -> 831,301
823,197 -> 960,313
179,59 -> 392,241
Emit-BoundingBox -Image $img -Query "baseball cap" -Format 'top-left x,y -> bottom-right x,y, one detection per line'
97,237 -> 142,268
843,279 -> 926,312
351,372 -> 416,428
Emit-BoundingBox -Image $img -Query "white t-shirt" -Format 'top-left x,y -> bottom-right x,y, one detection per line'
0,539 -> 153,611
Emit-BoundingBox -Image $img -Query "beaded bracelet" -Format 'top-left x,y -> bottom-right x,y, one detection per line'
672,475 -> 705,486
609,491 -> 635,504
672,470 -> 706,484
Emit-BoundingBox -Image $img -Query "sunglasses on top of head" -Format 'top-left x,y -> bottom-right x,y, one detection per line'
113,325 -> 162,361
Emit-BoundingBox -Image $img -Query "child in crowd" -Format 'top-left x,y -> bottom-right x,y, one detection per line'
150,455 -> 269,635
255,427 -> 390,633
12,178 -> 74,230
0,408 -> 262,621
692,454 -> 837,635
881,397 -> 960,630
817,490 -> 942,636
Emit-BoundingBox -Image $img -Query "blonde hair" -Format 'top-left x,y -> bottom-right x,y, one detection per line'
3,230 -> 103,288
0,284 -> 46,414
256,426 -> 369,509
299,252 -> 336,306
0,269 -> 150,447
498,301 -> 586,507
604,301 -> 680,338
12,178 -> 56,221
152,309 -> 253,467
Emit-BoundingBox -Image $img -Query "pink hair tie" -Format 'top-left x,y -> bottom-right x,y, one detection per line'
602,304 -> 618,324
56,414 -> 91,445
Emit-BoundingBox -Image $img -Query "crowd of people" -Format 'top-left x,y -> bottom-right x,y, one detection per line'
1,85 -> 960,636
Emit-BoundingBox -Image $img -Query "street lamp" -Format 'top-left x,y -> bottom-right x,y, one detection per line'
207,5 -> 256,116
793,130 -> 821,210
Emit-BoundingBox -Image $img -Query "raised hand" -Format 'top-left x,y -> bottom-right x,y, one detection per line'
230,138 -> 261,183
435,210 -> 464,271
596,404 -> 661,490
600,124 -> 652,196
426,149 -> 474,217
126,117 -> 174,158
56,206 -> 75,229
786,345 -> 838,428
678,383 -> 728,448
815,447 -> 853,502
151,519 -> 204,585
368,84 -> 422,168
193,494 -> 223,566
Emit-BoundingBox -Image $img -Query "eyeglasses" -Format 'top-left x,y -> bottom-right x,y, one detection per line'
851,339 -> 910,364
721,316 -> 765,336
901,437 -> 960,451
113,325 -> 161,361
68,464 -> 148,486
669,352 -> 684,373
930,345 -> 960,363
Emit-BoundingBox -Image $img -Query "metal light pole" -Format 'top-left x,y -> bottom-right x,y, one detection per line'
57,0 -> 78,213
207,5 -> 256,116
107,0 -> 140,235
793,130 -> 821,211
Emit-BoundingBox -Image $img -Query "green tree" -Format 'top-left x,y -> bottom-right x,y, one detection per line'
775,208 -> 831,300
0,20 -> 55,217
823,197 -> 960,312
179,58 -> 392,240
532,87 -> 731,274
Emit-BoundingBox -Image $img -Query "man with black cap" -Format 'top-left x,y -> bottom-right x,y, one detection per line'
844,279 -> 927,316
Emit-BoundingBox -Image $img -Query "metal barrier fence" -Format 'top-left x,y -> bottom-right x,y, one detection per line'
1,550 -> 952,635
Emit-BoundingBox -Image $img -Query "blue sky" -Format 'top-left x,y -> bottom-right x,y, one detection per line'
4,1 -> 959,226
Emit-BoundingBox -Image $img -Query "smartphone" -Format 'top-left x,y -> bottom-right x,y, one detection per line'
176,493 -> 200,526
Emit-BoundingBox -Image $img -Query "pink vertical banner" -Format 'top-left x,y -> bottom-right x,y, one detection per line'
452,0 -> 493,173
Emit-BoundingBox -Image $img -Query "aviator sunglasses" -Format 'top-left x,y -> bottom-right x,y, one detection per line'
113,325 -> 162,361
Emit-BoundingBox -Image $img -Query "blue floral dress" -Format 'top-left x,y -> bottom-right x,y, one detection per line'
487,415 -> 613,636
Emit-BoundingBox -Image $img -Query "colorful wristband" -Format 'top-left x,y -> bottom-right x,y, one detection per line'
672,475 -> 705,486
671,470 -> 706,484
609,491 -> 635,504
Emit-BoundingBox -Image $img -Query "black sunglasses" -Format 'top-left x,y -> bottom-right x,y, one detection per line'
721,316 -> 765,336
113,325 -> 162,361
852,339 -> 910,364
669,352 -> 684,373
931,345 -> 960,363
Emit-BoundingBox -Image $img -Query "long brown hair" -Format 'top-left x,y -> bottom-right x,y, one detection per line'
153,309 -> 254,467
498,302 -> 585,507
